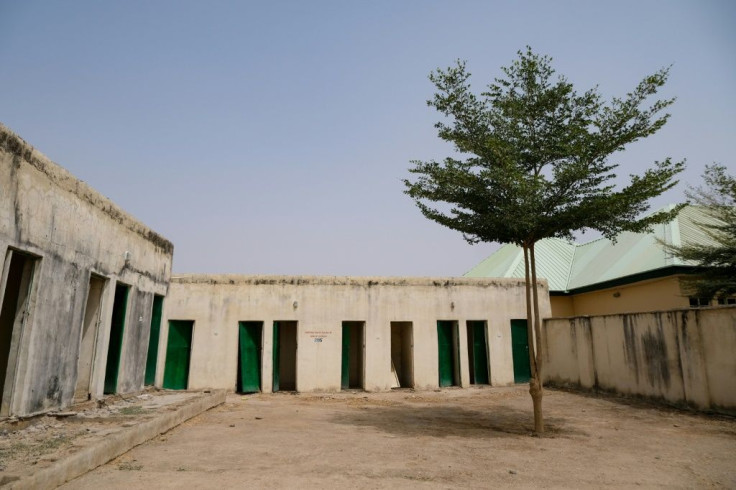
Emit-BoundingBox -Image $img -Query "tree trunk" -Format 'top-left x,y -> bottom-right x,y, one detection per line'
529,242 -> 544,434
523,244 -> 544,434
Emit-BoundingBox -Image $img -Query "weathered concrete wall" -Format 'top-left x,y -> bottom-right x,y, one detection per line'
161,275 -> 550,393
544,307 -> 736,413
0,124 -> 173,416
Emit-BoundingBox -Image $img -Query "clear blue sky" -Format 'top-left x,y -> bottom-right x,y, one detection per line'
1,1 -> 734,276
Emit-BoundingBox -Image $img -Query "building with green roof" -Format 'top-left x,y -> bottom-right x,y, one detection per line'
465,205 -> 729,317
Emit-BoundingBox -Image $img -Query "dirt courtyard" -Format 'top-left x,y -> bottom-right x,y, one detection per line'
61,386 -> 735,489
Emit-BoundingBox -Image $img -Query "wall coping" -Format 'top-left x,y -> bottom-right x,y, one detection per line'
171,274 -> 547,289
0,122 -> 174,255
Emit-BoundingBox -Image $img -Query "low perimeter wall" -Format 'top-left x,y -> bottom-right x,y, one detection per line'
544,306 -> 736,413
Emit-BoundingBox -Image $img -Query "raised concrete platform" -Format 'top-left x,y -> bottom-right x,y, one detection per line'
3,390 -> 225,489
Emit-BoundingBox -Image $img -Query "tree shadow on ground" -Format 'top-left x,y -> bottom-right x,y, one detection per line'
330,403 -> 584,439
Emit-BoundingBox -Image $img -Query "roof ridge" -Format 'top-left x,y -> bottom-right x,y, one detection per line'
665,211 -> 682,265
503,245 -> 525,277
563,242 -> 579,291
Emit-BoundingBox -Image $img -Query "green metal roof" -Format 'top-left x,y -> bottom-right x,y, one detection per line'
464,205 -> 718,293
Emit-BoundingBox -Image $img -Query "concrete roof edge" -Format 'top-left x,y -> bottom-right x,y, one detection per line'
171,274 -> 548,289
0,122 -> 174,255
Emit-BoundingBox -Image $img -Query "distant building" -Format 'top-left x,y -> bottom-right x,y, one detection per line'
464,205 -> 731,317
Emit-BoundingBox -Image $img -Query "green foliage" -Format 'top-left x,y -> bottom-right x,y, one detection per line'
669,165 -> 736,299
404,47 -> 685,247
405,48 -> 686,434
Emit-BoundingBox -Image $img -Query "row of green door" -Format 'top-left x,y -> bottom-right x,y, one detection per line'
159,319 -> 533,392
437,320 -> 490,387
436,320 -> 531,387
161,320 -> 298,393
160,321 -> 264,393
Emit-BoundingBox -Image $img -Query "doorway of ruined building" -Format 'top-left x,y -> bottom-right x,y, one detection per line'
466,320 -> 490,385
341,321 -> 364,390
390,321 -> 414,388
437,320 -> 460,387
0,249 -> 39,416
163,320 -> 194,390
272,321 -> 297,392
73,273 -> 107,402
237,321 -> 263,393
144,294 -> 164,386
103,283 -> 130,394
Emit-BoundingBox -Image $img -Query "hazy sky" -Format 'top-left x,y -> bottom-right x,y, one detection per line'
1,1 -> 734,276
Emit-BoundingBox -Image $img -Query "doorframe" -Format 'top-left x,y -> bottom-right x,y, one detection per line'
510,318 -> 531,383
437,320 -> 461,388
74,271 -> 108,402
163,319 -> 195,390
466,320 -> 490,385
341,320 -> 366,391
0,247 -> 42,416
237,321 -> 264,393
144,294 -> 165,386
103,282 -> 131,394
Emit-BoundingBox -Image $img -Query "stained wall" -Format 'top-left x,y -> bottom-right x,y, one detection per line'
0,124 -> 173,416
544,306 -> 736,413
160,275 -> 550,393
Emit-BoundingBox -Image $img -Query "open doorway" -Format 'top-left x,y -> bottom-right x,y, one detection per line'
341,321 -> 364,390
144,295 -> 164,386
74,274 -> 107,402
437,320 -> 460,387
0,249 -> 38,415
390,321 -> 414,388
238,321 -> 263,393
103,283 -> 129,394
466,320 -> 490,385
272,321 -> 297,392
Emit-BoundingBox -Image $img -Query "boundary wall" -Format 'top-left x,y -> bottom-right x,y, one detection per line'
544,306 -> 736,413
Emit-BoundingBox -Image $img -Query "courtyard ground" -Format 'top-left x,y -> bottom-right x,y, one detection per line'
58,386 -> 735,489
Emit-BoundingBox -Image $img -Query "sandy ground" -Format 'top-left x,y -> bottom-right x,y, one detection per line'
55,386 -> 735,489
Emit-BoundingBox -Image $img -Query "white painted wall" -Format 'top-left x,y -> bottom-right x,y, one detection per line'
160,275 -> 551,393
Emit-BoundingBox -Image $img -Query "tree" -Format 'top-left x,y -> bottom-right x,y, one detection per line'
668,164 -> 736,300
404,47 -> 685,434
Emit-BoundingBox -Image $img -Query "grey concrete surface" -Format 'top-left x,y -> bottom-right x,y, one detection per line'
3,390 -> 224,490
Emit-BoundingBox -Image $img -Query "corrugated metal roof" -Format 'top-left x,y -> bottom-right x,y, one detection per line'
464,205 -> 719,292
465,238 -> 575,291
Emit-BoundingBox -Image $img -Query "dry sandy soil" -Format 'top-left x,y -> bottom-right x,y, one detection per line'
56,386 -> 735,489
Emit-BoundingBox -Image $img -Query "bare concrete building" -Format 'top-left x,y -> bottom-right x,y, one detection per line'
1,124 -> 551,416
0,124 -> 173,417
159,275 -> 549,393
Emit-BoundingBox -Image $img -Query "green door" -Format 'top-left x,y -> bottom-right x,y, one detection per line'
239,322 -> 262,393
104,284 -> 129,394
272,321 -> 280,392
511,319 -> 531,383
341,323 -> 350,389
144,295 -> 164,385
469,321 -> 490,384
437,321 -> 456,387
163,320 -> 193,390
